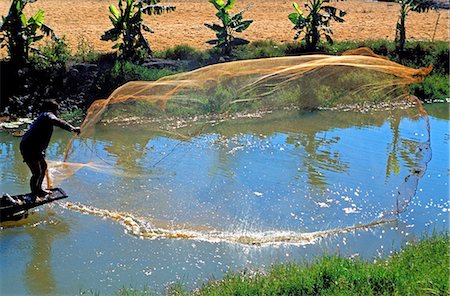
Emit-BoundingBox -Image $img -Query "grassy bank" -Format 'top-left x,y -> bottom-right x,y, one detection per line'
112,234 -> 449,295
1,39 -> 448,118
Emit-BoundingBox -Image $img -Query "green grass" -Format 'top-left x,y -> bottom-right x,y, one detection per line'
111,60 -> 180,82
184,234 -> 449,296
109,234 -> 449,295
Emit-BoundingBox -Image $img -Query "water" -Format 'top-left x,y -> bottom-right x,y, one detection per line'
1,105 -> 448,295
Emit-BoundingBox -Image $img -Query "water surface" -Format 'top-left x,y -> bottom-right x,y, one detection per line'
1,105 -> 448,294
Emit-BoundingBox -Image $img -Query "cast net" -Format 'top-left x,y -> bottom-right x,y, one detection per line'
52,48 -> 432,245
79,48 -> 431,132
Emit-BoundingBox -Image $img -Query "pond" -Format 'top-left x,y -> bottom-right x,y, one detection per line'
0,104 -> 448,295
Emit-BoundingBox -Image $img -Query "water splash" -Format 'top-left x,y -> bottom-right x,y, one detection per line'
61,201 -> 396,246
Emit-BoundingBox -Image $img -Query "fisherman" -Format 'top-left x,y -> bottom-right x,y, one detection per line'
20,100 -> 81,200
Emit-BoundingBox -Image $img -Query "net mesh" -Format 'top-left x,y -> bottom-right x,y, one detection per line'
50,48 -> 433,243
79,48 -> 432,133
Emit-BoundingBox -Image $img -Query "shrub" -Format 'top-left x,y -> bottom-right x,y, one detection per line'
75,35 -> 99,63
111,60 -> 179,82
410,74 -> 450,101
30,37 -> 70,70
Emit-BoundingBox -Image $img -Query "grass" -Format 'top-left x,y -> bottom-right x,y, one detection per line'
106,234 -> 449,295
111,60 -> 180,82
184,234 -> 449,296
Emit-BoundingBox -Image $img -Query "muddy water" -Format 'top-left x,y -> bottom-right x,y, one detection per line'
1,105 -> 448,294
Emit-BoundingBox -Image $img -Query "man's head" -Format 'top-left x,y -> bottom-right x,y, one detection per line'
42,99 -> 60,114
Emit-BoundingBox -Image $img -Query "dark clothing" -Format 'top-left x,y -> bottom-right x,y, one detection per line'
20,112 -> 75,162
25,158 -> 48,196
20,111 -> 75,196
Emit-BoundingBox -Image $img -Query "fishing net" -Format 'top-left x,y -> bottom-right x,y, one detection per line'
51,48 -> 433,244
79,48 -> 431,133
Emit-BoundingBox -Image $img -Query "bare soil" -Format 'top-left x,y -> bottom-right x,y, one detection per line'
0,0 -> 448,57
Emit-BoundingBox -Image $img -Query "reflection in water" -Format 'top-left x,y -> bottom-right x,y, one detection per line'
1,212 -> 70,295
0,105 -> 447,295
55,108 -> 431,231
290,133 -> 348,188
386,116 -> 401,179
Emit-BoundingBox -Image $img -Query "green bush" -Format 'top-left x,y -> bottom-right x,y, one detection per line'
30,37 -> 70,70
61,108 -> 84,122
75,35 -> 100,63
411,74 -> 450,101
111,60 -> 180,82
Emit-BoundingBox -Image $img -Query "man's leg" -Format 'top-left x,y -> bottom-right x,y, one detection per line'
26,160 -> 41,196
26,158 -> 49,197
36,158 -> 50,196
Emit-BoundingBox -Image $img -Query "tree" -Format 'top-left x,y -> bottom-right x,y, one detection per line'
288,0 -> 345,50
0,0 -> 57,65
101,0 -> 176,61
204,0 -> 253,56
395,0 -> 435,52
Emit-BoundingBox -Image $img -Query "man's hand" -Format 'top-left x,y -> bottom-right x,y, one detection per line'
73,127 -> 81,135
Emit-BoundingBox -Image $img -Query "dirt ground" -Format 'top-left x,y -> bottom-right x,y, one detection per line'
0,0 -> 448,56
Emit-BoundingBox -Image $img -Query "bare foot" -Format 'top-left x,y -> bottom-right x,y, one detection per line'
4,194 -> 24,205
37,189 -> 52,197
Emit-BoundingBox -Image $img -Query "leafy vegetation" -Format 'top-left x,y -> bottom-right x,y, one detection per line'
101,0 -> 176,61
75,35 -> 100,63
288,0 -> 346,50
205,0 -> 253,55
395,0 -> 435,52
111,60 -> 179,82
410,74 -> 450,101
29,37 -> 70,70
0,0 -> 57,65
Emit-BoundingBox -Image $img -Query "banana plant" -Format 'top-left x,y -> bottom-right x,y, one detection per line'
204,0 -> 253,55
395,0 -> 435,52
0,0 -> 57,65
102,0 -> 176,61
288,0 -> 346,50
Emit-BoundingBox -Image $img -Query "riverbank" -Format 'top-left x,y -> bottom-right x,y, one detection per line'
117,234 -> 449,295
1,40 -> 448,120
0,0 -> 448,56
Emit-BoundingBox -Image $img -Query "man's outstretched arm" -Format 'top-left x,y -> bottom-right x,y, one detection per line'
48,113 -> 80,134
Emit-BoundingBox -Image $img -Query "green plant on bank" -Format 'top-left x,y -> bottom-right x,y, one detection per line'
410,74 -> 450,101
288,0 -> 346,50
111,60 -> 179,82
0,0 -> 57,65
234,40 -> 285,59
60,108 -> 84,122
101,0 -> 176,61
75,35 -> 99,63
395,0 -> 435,52
204,0 -> 253,56
29,37 -> 70,70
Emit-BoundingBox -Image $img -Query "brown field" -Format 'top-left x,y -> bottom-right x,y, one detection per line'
0,0 -> 448,56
